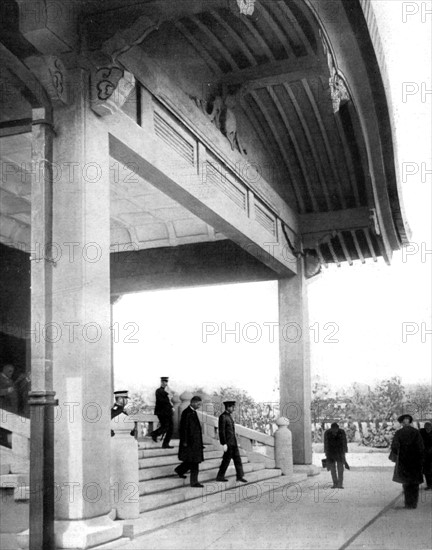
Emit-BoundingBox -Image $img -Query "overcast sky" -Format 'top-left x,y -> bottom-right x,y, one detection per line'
114,1 -> 431,401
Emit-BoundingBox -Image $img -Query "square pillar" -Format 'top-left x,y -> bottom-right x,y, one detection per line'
49,69 -> 121,547
278,259 -> 312,464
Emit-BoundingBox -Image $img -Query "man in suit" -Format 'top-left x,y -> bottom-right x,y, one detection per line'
324,422 -> 348,489
150,377 -> 174,448
392,414 -> 425,508
174,395 -> 205,487
216,400 -> 247,483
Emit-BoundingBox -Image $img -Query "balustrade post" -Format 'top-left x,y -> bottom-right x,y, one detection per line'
171,392 -> 181,438
110,417 -> 139,519
274,417 -> 293,476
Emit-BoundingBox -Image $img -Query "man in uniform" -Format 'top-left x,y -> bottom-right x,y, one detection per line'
150,377 -> 174,448
111,390 -> 130,437
324,422 -> 348,489
216,400 -> 247,483
175,395 -> 204,487
391,413 -> 424,509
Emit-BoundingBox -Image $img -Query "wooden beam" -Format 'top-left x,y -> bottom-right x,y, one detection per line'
300,207 -> 371,234
220,56 -> 323,89
106,111 -> 298,275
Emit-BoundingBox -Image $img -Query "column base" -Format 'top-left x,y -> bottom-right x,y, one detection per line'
16,511 -> 125,549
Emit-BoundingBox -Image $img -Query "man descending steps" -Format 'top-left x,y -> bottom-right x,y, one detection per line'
174,395 -> 205,487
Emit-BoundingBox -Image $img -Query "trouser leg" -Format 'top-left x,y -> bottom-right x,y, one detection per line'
190,463 -> 199,486
232,446 -> 244,479
337,460 -> 344,487
162,415 -> 174,447
175,462 -> 190,476
329,461 -> 338,486
217,451 -> 232,479
403,484 -> 419,508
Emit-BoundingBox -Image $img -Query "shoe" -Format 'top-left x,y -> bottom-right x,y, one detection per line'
237,478 -> 248,483
338,486 -> 344,489
216,478 -> 229,482
191,483 -> 204,488
163,445 -> 174,449
174,468 -> 186,479
151,434 -> 157,443
331,485 -> 338,489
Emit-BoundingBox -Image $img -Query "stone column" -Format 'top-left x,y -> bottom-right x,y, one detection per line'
49,68 -> 121,548
28,106 -> 57,550
278,259 -> 312,464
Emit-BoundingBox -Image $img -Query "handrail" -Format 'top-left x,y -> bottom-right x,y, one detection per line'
197,410 -> 274,447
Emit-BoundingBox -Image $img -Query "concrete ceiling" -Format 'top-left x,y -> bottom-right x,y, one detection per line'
0,132 -> 224,252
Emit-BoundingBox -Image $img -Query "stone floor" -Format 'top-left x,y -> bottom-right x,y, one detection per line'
119,467 -> 432,550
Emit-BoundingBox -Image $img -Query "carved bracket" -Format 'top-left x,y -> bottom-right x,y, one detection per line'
191,90 -> 247,155
319,30 -> 351,113
90,66 -> 135,117
25,55 -> 69,106
229,0 -> 256,16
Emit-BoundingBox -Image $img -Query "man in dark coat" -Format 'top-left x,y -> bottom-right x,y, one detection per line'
150,377 -> 174,448
391,414 -> 425,509
324,422 -> 348,489
174,396 -> 204,487
420,421 -> 432,490
216,400 -> 247,483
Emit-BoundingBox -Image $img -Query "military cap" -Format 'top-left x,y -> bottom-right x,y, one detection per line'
160,377 -> 169,382
223,400 -> 236,407
114,390 -> 129,398
397,413 -> 413,423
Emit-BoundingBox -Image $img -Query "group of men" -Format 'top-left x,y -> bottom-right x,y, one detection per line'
150,377 -> 247,487
323,414 -> 432,510
111,377 -> 247,488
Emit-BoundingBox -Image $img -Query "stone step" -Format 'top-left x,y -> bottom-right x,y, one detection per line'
118,472 -> 308,540
139,449 -> 223,469
138,456 -> 249,481
138,438 -> 180,450
139,443 -> 220,459
88,537 -> 132,550
139,462 -> 257,496
138,466 -> 283,513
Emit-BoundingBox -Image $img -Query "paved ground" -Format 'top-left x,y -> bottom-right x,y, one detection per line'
121,467 -> 432,550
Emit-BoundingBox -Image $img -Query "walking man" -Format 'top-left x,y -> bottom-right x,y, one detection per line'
150,377 -> 174,448
324,422 -> 348,489
391,413 -> 425,509
175,395 -> 205,487
420,421 -> 432,490
216,400 -> 247,483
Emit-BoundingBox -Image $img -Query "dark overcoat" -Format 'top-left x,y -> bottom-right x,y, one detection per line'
218,411 -> 237,447
324,428 -> 348,461
154,386 -> 172,416
391,425 -> 424,484
178,407 -> 204,463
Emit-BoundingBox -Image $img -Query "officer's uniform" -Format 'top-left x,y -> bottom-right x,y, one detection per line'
150,377 -> 174,448
216,400 -> 246,482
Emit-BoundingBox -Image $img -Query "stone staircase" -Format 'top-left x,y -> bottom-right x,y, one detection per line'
105,436 -> 307,545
